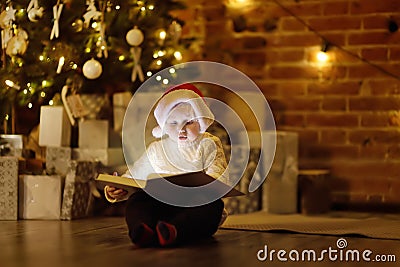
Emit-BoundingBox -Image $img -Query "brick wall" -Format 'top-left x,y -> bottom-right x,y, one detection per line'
177,0 -> 400,210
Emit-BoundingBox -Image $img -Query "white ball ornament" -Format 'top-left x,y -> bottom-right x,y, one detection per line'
82,58 -> 103,79
126,27 -> 144,46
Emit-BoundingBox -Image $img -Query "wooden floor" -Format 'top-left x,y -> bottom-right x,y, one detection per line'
1,216 -> 399,267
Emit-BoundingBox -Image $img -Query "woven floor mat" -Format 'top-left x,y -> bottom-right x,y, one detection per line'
221,211 -> 400,240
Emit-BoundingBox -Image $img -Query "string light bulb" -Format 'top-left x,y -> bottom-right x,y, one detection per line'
316,51 -> 329,63
316,40 -> 330,63
5,80 -> 21,90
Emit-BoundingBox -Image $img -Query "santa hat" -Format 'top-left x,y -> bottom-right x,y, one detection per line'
152,83 -> 214,138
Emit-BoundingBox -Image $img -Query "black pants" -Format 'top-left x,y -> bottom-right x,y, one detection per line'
125,191 -> 224,244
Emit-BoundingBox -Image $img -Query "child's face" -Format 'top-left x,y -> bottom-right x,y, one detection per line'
164,103 -> 200,143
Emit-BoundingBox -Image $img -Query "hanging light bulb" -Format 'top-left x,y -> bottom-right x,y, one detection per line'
316,40 -> 330,63
316,51 -> 329,62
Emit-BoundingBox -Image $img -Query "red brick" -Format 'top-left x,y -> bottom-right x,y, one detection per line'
266,49 -> 305,64
306,114 -> 359,127
363,15 -> 394,30
334,48 -> 361,63
258,82 -> 279,97
369,80 -> 400,95
285,2 -> 323,16
205,21 -> 230,35
351,0 -> 400,14
321,98 -> 346,111
278,82 -> 307,95
348,31 -> 400,45
318,66 -> 347,80
389,47 -> 400,61
242,36 -> 267,49
233,51 -> 266,67
279,97 -> 321,111
308,81 -> 360,95
321,130 -> 347,144
269,66 -> 320,79
387,145 -> 400,159
349,96 -> 400,110
361,113 -> 391,127
361,47 -> 388,61
266,33 -> 320,47
275,113 -> 305,127
348,129 -> 400,144
331,162 -> 400,180
359,145 -> 390,159
322,33 -> 347,47
280,17 -> 307,31
348,65 -> 389,79
322,1 -> 349,15
297,129 -> 319,145
388,178 -> 400,198
308,17 -> 361,31
300,144 -> 359,159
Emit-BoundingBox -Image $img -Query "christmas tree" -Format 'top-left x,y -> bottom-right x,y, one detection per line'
0,0 -> 192,133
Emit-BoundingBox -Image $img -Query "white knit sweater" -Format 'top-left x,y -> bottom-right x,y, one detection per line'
126,132 -> 229,183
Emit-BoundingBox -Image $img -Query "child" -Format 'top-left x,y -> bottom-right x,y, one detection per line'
105,83 -> 229,247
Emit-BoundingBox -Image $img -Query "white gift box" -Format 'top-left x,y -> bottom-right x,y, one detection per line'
261,131 -> 299,214
72,148 -> 124,167
39,106 -> 71,147
78,120 -> 109,149
18,175 -> 62,220
113,91 -> 132,132
0,157 -> 18,220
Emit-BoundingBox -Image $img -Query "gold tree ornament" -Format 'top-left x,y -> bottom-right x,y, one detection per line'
27,0 -> 44,22
126,27 -> 144,46
50,2 -> 64,40
126,27 -> 144,82
6,29 -> 29,56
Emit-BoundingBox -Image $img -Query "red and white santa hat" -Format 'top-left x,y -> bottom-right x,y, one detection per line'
152,83 -> 214,138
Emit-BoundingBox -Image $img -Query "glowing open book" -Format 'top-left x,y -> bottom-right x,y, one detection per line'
96,171 -> 245,198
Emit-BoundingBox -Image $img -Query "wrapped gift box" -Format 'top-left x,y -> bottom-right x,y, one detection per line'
0,134 -> 23,157
78,120 -> 109,149
72,148 -> 124,167
80,94 -> 110,120
113,91 -> 132,132
261,131 -> 299,214
46,147 -> 71,176
0,157 -> 18,220
19,175 -> 62,220
61,161 -> 98,220
39,106 -> 71,147
223,146 -> 262,215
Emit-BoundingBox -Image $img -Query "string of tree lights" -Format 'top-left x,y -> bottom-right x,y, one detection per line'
0,0 -> 192,129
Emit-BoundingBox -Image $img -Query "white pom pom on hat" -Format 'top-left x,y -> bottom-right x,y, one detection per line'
152,83 -> 214,138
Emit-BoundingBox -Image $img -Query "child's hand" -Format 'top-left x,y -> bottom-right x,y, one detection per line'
105,172 -> 127,201
105,185 -> 128,200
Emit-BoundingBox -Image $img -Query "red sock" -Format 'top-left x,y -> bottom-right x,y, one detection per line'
156,221 -> 177,247
130,223 -> 155,247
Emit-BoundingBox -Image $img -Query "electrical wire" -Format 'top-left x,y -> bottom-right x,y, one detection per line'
271,0 -> 400,80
